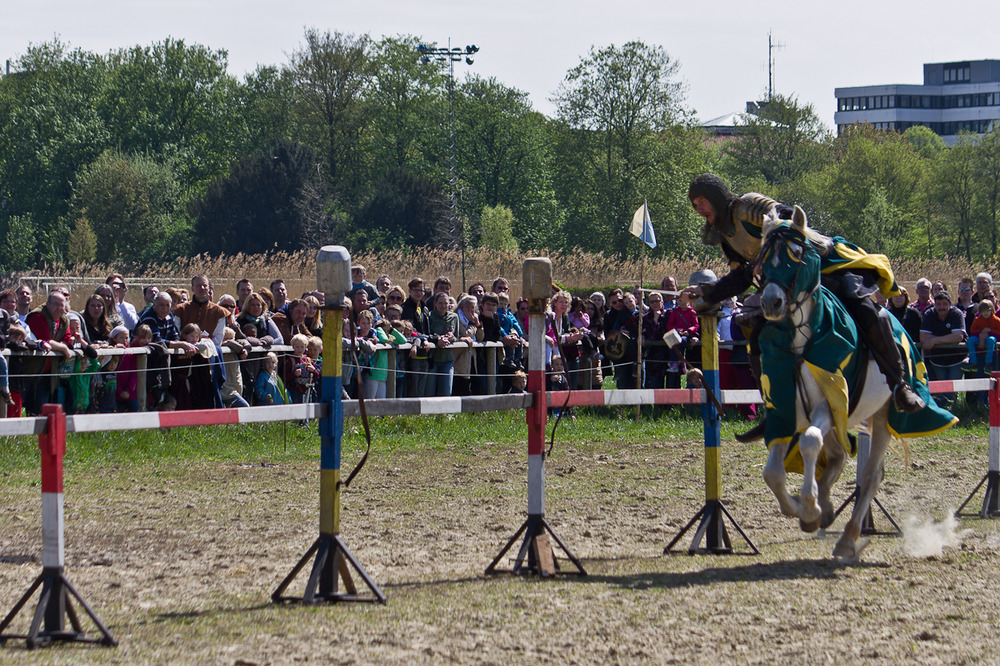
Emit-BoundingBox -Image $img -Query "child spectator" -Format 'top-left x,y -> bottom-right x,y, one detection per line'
117,324 -> 152,412
509,370 -> 527,393
254,351 -> 286,405
282,333 -> 320,403
307,335 -> 324,398
495,292 -> 525,371
220,326 -> 250,408
357,309 -> 406,399
968,299 -> 1000,372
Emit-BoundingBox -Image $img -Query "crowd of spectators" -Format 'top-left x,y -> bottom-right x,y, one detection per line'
0,265 -> 989,418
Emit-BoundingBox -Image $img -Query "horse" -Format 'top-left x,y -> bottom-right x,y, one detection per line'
755,206 -> 954,558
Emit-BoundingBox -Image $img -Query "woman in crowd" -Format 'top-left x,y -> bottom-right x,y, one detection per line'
549,290 -> 584,389
273,298 -> 310,344
452,294 -> 479,396
428,291 -> 460,396
237,292 -> 283,344
303,294 -> 324,337
94,284 -> 124,329
642,291 -> 671,389
887,287 -> 922,342
82,294 -> 113,346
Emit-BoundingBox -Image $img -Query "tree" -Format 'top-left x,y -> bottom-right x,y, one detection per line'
552,41 -> 702,254
190,140 -> 331,254
721,94 -> 830,187
67,212 -> 97,264
4,215 -> 36,271
934,133 -> 979,260
351,168 -> 447,251
70,150 -> 185,264
455,76 -> 562,249
975,126 -> 1000,257
287,29 -> 373,211
478,205 -> 519,252
904,125 -> 946,160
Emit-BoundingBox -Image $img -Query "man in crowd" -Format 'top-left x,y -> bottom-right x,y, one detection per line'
973,272 -> 996,304
920,290 -> 968,406
270,279 -> 288,312
174,274 -> 228,345
14,283 -> 32,329
107,273 -> 139,330
24,290 -> 74,413
139,285 -> 160,319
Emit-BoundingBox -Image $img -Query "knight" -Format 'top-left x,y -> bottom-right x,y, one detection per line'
686,173 -> 925,442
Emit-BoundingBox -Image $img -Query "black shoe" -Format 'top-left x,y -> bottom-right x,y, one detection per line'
893,383 -> 925,413
735,419 -> 766,443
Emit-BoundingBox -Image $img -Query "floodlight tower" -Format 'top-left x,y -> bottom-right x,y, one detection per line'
417,39 -> 479,292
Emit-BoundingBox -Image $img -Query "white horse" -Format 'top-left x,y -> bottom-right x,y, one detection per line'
757,206 -> 898,558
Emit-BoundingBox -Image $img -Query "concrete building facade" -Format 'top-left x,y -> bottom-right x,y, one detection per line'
834,60 -> 1000,145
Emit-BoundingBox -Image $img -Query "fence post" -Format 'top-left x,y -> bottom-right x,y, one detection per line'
486,257 -> 585,577
0,404 -> 117,648
956,371 -> 1000,518
272,246 -> 385,603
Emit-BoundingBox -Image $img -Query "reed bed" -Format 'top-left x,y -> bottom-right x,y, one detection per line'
14,247 -> 998,310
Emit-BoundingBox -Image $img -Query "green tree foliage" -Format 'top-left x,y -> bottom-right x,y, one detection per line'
934,133 -> 979,260
71,150 -> 186,264
552,41 -> 705,255
190,140 -> 331,254
456,76 -> 563,249
721,94 -> 830,187
478,205 -> 519,252
904,125 -> 947,160
351,168 -> 446,251
974,127 -> 1000,257
4,215 -> 36,271
67,212 -> 98,264
288,29 -> 373,212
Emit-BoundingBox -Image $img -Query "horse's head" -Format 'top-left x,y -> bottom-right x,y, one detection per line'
758,205 -> 821,322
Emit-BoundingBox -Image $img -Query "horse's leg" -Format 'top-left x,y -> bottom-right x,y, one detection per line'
796,381 -> 836,531
763,440 -> 801,518
817,429 -> 847,530
834,403 -> 890,558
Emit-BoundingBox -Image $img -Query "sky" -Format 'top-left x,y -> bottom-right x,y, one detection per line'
7,1 -> 1000,131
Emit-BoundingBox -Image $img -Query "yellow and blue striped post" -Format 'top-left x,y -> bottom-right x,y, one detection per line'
664,311 -> 758,555
273,245 -> 385,603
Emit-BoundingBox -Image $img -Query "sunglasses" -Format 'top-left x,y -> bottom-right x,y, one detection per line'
112,282 -> 125,289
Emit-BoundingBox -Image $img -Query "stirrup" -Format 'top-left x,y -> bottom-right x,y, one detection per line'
893,383 -> 925,414
734,419 -> 766,443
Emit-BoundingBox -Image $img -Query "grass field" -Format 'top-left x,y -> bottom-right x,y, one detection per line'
1,408 -> 999,664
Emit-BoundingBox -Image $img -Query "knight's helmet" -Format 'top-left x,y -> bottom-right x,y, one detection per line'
688,173 -> 738,245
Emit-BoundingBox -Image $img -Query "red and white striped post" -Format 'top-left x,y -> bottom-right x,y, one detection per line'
0,404 -> 116,649
957,371 -> 1000,517
486,257 -> 585,576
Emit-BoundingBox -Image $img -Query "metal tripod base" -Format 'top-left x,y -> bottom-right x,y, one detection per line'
831,486 -> 902,536
956,470 -> 1000,518
485,514 -> 586,577
664,499 -> 759,555
272,534 -> 386,604
0,567 -> 117,649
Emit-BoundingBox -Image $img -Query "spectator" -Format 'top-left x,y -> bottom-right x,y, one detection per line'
357,310 -> 405,399
549,290 -> 584,390
82,294 -> 113,345
973,272 -> 996,304
270,279 -> 289,312
911,278 -> 933,314
220,327 -> 250,408
0,289 -> 16,317
920,290 -> 967,406
664,288 -> 700,388
589,291 -> 606,313
401,278 -> 432,397
23,291 -> 74,414
660,276 -> 678,310
273,298 -> 310,344
956,277 -> 977,331
174,274 -> 228,345
887,288 -> 921,342
170,323 -> 220,410
642,291 -> 671,389
375,274 -> 392,298
967,299 -> 1000,373
453,294 -> 479,396
491,277 -> 510,295
931,281 -> 948,299
236,280 -> 254,312
426,276 -> 452,310
116,324 -> 152,412
282,333 -> 320,403
468,282 -> 487,306
237,292 -> 281,345
106,273 -> 139,331
428,291 -> 460,396
495,292 -> 525,372
94,284 -> 125,329
303,294 -> 324,337
138,285 -> 159,319
13,283 -> 32,328
350,265 -> 379,303
477,292 -> 505,392
254,352 -> 286,405
515,297 -> 530,340
259,287 -> 274,312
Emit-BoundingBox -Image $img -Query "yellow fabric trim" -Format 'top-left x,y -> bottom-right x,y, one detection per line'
821,244 -> 900,298
889,416 -> 960,439
805,360 -> 851,453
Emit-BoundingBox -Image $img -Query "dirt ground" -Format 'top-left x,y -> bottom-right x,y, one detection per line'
1,425 -> 999,664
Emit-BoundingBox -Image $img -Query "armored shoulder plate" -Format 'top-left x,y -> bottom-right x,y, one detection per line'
721,193 -> 778,262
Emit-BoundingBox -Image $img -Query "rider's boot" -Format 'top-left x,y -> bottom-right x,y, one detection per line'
867,309 -> 925,413
735,353 -> 767,443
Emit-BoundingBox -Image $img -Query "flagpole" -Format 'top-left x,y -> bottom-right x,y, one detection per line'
635,201 -> 646,422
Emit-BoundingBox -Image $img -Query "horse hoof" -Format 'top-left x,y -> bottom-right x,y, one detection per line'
833,536 -> 870,559
799,517 -> 820,533
820,512 -> 836,530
